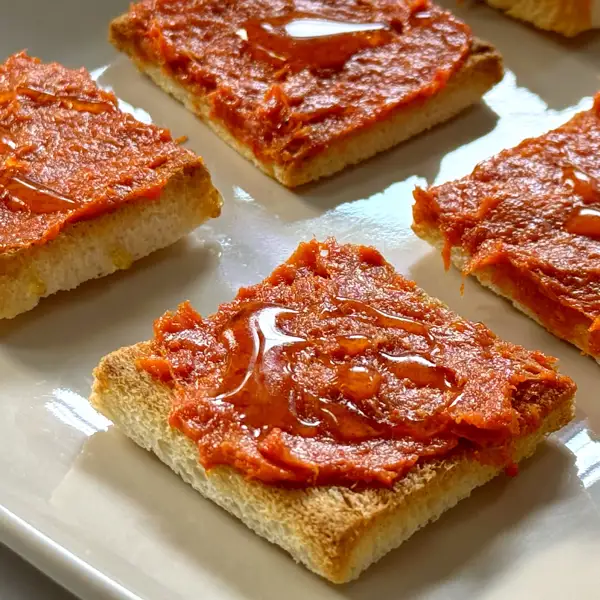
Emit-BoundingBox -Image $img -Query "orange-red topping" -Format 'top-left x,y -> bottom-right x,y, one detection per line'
140,239 -> 574,487
120,0 -> 473,164
0,52 -> 203,253
413,94 -> 600,355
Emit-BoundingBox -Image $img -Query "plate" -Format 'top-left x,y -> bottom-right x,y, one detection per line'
2,2 -> 600,599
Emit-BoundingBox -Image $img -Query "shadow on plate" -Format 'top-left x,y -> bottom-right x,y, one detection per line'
72,427 -> 575,600
68,429 -> 329,600
297,103 -> 498,214
0,239 -> 221,359
345,443 -> 575,599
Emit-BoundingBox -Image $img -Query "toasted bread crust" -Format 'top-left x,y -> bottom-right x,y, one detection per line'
412,221 -> 600,363
109,14 -> 503,187
484,0 -> 594,37
90,341 -> 574,583
0,166 -> 222,319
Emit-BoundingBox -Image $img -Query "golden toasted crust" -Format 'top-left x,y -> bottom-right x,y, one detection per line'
411,221 -> 600,363
484,0 -> 594,37
109,14 -> 503,187
0,165 -> 222,319
90,341 -> 574,583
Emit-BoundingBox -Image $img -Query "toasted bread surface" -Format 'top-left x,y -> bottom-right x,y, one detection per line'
0,52 -> 223,318
0,168 -> 222,319
90,341 -> 574,583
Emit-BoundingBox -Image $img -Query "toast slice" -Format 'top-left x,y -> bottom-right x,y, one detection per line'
412,94 -> 600,362
0,53 -> 222,319
90,239 -> 576,583
484,0 -> 598,37
109,1 -> 503,187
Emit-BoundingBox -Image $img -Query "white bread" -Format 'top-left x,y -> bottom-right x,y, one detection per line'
109,13 -> 503,188
90,341 -> 574,583
0,170 -> 222,319
484,0 -> 597,37
411,223 -> 600,364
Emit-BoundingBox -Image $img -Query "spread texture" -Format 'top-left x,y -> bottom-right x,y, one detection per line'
118,0 -> 473,165
413,94 -> 600,355
0,52 -> 204,253
140,239 -> 575,487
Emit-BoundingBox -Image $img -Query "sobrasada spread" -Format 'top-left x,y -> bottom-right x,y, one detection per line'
140,239 -> 575,487
0,52 -> 202,253
414,94 -> 600,355
118,0 -> 474,164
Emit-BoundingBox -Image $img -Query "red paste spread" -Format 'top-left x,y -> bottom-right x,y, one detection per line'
414,94 -> 600,355
118,0 -> 474,164
140,239 -> 575,487
0,52 -> 203,253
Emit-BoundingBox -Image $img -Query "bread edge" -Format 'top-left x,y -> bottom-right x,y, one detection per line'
89,340 -> 575,584
483,0 -> 594,37
0,166 -> 222,319
109,16 -> 503,187
411,221 -> 600,364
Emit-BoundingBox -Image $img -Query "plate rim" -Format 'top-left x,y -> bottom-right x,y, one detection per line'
1,505 -> 141,600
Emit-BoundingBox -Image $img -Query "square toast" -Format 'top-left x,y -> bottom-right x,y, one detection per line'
413,94 -> 600,361
0,52 -> 222,319
109,0 -> 503,187
91,239 -> 575,582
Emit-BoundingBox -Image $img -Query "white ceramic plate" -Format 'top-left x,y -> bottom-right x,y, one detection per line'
2,2 -> 600,599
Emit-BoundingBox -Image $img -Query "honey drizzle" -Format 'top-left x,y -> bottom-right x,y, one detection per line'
0,174 -> 80,213
566,207 -> 600,240
0,82 -> 113,213
0,131 -> 16,152
0,130 -> 80,214
0,90 -> 93,213
563,167 -> 600,240
563,166 -> 600,205
201,298 -> 461,441
238,14 -> 394,73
